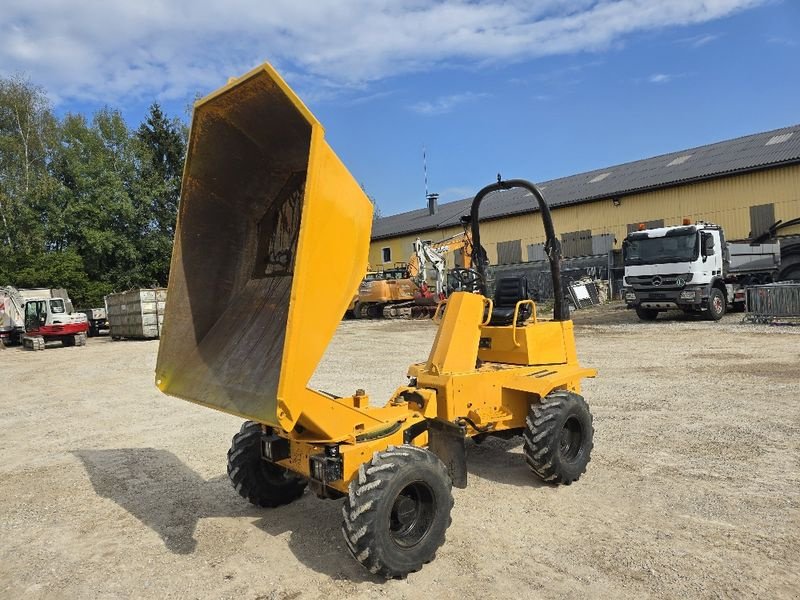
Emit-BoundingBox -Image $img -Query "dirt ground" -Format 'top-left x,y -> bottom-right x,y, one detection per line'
1,305 -> 798,599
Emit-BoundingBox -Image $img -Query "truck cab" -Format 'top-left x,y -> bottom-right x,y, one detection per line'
622,222 -> 780,321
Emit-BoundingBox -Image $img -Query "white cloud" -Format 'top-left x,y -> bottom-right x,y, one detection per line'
675,32 -> 722,47
409,92 -> 489,115
767,36 -> 797,47
0,0 -> 767,105
649,73 -> 674,84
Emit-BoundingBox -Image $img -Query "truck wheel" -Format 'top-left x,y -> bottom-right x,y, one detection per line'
523,390 -> 593,485
351,301 -> 362,319
707,288 -> 726,321
635,307 -> 658,321
342,445 -> 453,579
777,255 -> 800,282
227,421 -> 307,508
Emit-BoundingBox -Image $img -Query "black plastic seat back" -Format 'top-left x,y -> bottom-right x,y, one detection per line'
489,277 -> 532,326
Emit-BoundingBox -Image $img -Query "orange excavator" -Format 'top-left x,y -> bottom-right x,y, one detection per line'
352,230 -> 473,319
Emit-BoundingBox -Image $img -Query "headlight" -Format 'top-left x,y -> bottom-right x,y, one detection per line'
680,290 -> 696,300
625,291 -> 636,301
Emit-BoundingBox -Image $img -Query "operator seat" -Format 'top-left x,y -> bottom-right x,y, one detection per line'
488,277 -> 533,326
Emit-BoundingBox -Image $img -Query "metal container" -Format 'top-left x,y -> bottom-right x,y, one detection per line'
106,288 -> 166,339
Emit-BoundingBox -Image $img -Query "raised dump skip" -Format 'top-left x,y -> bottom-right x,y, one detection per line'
155,64 -> 372,431
106,289 -> 166,339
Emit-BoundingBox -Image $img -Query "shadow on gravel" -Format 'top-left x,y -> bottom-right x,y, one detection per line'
466,437 -> 548,488
251,498 -> 383,583
74,448 -> 381,582
75,448 -> 250,554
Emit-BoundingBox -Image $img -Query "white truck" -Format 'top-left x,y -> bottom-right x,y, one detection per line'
622,222 -> 783,321
79,307 -> 109,337
0,286 -> 25,346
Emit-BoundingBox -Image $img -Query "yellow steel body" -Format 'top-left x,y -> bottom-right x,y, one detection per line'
357,277 -> 418,304
155,63 -> 595,496
279,290 -> 595,494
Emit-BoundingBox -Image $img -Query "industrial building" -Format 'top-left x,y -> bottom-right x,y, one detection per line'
369,125 -> 800,291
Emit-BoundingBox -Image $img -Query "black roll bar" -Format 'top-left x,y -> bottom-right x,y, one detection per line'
468,178 -> 569,321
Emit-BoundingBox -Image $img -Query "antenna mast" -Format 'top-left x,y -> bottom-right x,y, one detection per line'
423,145 -> 429,200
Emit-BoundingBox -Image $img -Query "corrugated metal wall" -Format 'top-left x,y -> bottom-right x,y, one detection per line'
369,164 -> 800,267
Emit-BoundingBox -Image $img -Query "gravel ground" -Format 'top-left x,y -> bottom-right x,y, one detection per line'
1,305 -> 798,599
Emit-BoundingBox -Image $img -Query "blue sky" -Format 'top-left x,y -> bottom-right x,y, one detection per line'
2,1 -> 798,217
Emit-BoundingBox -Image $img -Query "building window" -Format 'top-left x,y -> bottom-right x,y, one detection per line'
527,243 -> 545,262
591,233 -> 614,255
496,240 -> 522,265
453,249 -> 465,268
561,230 -> 592,258
382,247 -> 391,263
749,203 -> 775,237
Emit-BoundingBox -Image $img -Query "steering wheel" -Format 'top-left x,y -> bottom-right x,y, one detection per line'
450,268 -> 485,292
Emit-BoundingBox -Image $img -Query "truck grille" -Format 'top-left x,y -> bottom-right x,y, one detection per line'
625,273 -> 693,289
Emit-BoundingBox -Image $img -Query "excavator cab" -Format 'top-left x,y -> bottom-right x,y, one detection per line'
155,63 -> 596,579
22,297 -> 88,350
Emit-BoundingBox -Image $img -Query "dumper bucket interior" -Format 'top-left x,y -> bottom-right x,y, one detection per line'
155,64 -> 372,429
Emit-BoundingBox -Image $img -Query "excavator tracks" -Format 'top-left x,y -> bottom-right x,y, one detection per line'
354,302 -> 436,320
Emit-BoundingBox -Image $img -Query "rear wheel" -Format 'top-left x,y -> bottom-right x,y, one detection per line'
523,390 -> 594,485
635,306 -> 658,321
706,287 -> 726,321
342,445 -> 453,578
778,255 -> 800,282
227,421 -> 307,508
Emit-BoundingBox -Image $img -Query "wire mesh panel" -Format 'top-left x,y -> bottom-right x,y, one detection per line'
744,283 -> 800,324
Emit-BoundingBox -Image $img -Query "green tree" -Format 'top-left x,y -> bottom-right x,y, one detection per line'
135,102 -> 187,285
0,75 -> 189,307
0,75 -> 56,257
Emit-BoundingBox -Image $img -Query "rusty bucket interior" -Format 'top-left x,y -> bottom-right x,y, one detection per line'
155,65 -> 372,429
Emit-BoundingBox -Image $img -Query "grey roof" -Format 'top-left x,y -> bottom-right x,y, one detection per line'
371,124 -> 800,240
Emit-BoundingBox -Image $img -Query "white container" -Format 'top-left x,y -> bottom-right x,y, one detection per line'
105,288 -> 166,339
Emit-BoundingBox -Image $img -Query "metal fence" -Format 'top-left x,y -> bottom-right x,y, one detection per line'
744,282 -> 800,324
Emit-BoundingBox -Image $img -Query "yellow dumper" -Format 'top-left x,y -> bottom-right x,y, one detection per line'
156,64 -> 596,578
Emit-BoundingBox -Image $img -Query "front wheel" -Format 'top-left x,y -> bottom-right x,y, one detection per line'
635,306 -> 658,321
227,421 -> 307,507
342,445 -> 453,579
523,390 -> 594,485
706,287 -> 726,321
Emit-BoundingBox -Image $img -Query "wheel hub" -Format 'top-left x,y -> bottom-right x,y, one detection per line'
560,416 -> 583,462
393,495 -> 417,526
389,481 -> 435,548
